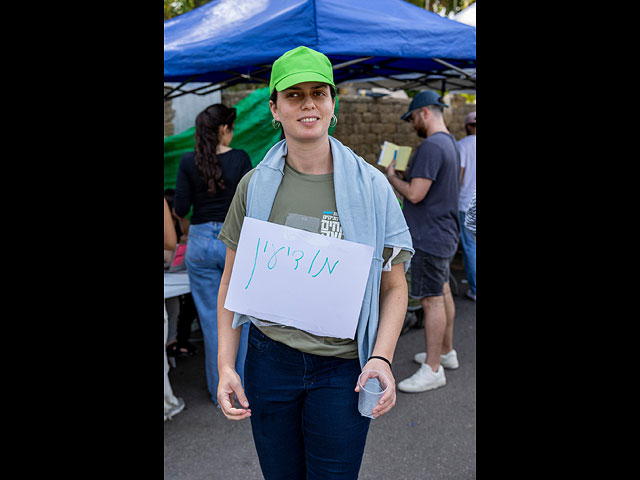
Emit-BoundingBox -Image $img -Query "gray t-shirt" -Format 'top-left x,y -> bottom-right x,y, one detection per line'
403,132 -> 461,258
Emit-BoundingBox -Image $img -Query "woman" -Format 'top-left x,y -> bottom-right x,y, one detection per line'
217,46 -> 414,479
174,104 -> 252,406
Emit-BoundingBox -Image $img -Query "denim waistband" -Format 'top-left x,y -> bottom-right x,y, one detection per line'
189,221 -> 224,234
248,323 -> 360,375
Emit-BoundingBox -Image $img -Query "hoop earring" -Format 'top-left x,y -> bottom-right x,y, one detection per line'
329,114 -> 337,128
272,119 -> 281,129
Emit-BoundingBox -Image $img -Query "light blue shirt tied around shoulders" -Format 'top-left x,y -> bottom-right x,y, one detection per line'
232,136 -> 414,368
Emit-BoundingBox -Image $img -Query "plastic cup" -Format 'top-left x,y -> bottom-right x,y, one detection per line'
357,370 -> 389,419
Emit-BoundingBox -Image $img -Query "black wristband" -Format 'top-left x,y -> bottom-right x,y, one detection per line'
368,355 -> 392,369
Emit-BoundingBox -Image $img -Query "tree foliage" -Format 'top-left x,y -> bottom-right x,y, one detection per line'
403,0 -> 475,16
164,0 -> 211,21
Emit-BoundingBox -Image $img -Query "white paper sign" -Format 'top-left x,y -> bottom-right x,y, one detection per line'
225,217 -> 374,339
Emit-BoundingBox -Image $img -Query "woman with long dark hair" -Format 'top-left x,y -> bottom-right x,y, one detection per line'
174,104 -> 252,406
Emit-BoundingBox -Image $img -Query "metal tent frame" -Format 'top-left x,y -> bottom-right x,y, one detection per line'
164,56 -> 475,101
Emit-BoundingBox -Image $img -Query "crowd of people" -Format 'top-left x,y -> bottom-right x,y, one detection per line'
163,45 -> 475,479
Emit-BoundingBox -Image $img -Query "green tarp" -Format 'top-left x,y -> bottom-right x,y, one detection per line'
164,87 -> 339,192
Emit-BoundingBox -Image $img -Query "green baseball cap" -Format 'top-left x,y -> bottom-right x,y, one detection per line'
269,46 -> 335,94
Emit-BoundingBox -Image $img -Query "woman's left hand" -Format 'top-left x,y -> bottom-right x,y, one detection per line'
355,358 -> 396,418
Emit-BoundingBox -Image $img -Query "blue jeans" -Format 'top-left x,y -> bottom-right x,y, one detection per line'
245,324 -> 370,480
459,211 -> 476,295
185,221 -> 249,405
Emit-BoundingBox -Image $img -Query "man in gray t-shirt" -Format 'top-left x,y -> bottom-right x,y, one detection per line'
385,90 -> 461,394
403,132 -> 460,258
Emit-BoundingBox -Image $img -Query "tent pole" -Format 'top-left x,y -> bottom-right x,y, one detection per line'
222,70 -> 270,84
164,83 -> 219,100
171,83 -> 225,99
164,75 -> 203,101
432,58 -> 473,78
332,57 -> 374,70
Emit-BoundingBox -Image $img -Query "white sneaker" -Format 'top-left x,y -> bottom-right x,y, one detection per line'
397,364 -> 446,393
164,397 -> 185,421
465,290 -> 476,301
413,350 -> 459,369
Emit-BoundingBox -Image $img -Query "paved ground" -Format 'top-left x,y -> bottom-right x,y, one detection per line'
164,265 -> 476,479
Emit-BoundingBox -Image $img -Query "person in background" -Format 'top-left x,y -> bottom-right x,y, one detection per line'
465,189 -> 476,239
164,188 -> 199,358
164,188 -> 190,243
385,90 -> 460,393
174,104 -> 252,407
216,46 -> 414,479
164,197 -> 185,421
457,111 -> 476,301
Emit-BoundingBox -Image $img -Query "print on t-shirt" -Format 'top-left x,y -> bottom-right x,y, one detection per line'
320,211 -> 343,239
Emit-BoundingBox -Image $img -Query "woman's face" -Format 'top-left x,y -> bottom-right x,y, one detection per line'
269,82 -> 335,143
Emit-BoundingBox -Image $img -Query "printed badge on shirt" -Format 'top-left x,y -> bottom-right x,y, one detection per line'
320,211 -> 343,239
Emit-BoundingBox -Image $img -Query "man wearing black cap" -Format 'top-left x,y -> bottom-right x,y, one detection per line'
385,90 -> 461,393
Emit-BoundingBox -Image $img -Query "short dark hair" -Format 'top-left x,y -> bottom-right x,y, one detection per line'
425,104 -> 444,115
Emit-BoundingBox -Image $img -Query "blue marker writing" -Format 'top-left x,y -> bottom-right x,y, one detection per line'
245,237 -> 340,288
245,237 -> 261,289
292,250 -> 304,269
308,249 -> 321,274
311,258 -> 339,278
268,246 -> 286,269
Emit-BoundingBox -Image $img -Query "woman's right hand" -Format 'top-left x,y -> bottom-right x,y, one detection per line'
217,366 -> 251,420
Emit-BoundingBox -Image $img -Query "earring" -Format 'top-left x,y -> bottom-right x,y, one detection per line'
272,119 -> 281,129
329,114 -> 337,128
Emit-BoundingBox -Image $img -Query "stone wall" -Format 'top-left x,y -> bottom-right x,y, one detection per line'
332,94 -> 475,171
444,94 -> 476,142
203,90 -> 475,171
331,96 -> 418,169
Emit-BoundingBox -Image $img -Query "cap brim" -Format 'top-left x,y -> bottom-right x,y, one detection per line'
400,102 -> 450,121
274,71 -> 335,92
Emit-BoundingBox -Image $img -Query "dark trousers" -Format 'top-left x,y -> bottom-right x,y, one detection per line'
245,324 -> 370,480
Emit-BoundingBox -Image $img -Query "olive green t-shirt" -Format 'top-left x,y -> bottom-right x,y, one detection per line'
219,162 -> 411,358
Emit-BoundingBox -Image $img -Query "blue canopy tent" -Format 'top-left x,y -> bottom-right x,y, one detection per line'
164,0 -> 476,100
